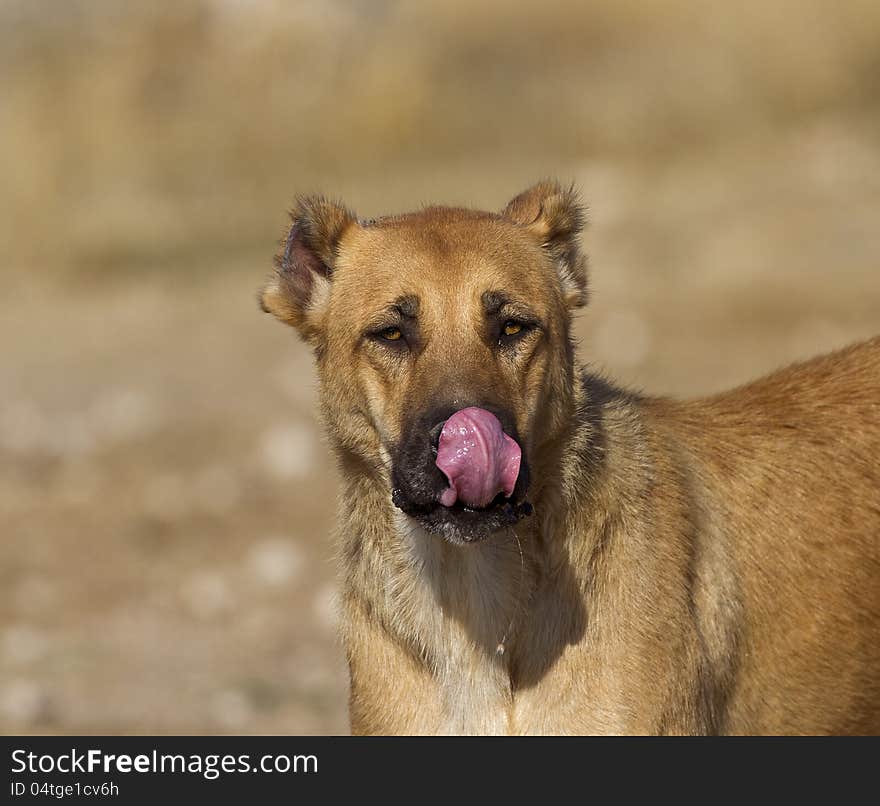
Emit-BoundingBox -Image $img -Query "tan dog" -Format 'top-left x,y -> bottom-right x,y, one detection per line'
260,181 -> 880,735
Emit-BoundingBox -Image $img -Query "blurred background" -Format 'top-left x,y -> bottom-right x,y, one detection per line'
2,0 -> 879,734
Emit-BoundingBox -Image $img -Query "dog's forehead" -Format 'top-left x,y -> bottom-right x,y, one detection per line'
335,207 -> 549,299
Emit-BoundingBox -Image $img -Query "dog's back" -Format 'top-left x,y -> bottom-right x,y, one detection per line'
648,337 -> 880,733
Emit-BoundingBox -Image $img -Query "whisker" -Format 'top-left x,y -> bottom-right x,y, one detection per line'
496,526 -> 527,656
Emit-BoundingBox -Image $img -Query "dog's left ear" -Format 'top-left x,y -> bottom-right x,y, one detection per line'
502,180 -> 588,309
259,195 -> 356,341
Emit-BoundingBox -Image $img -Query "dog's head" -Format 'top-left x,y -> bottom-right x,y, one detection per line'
260,181 -> 587,544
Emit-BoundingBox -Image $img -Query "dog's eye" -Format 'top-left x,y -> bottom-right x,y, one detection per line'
497,318 -> 535,348
380,327 -> 402,341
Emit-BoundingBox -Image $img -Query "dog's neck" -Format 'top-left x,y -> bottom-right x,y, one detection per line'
336,369 -> 616,672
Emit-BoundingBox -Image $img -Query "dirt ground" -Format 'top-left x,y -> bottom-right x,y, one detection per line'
1,1 -> 879,734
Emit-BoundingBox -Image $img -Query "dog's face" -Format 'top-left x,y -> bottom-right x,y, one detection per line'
260,181 -> 587,543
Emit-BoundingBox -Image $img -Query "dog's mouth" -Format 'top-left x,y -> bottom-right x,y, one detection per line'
392,488 -> 533,545
391,407 -> 532,544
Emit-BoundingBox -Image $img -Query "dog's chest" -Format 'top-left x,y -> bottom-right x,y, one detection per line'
396,518 -> 523,734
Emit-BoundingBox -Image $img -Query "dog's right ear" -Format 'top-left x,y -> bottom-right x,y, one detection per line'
259,195 -> 356,340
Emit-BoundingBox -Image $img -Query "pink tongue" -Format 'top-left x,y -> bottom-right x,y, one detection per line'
435,407 -> 521,509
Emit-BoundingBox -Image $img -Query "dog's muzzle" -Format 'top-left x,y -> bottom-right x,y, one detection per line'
390,404 -> 532,544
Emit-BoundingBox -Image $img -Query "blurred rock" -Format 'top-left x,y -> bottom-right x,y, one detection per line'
89,388 -> 159,444
257,422 -> 315,482
0,388 -> 158,460
248,537 -> 304,588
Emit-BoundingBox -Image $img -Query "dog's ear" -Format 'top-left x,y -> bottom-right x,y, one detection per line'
259,195 -> 356,340
502,180 -> 588,309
